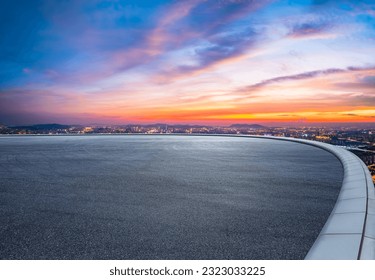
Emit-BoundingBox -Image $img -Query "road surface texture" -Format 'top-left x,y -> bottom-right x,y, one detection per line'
0,135 -> 343,259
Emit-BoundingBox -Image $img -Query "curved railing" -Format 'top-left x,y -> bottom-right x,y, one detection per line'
225,135 -> 375,259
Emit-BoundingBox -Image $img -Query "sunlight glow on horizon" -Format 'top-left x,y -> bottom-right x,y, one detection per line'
0,0 -> 374,126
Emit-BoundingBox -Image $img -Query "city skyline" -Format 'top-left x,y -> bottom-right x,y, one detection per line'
1,0 -> 375,125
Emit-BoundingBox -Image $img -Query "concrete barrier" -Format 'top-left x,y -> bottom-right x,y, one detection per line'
229,135 -> 374,260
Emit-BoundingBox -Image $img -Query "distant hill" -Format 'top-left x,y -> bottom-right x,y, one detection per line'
11,123 -> 71,130
229,124 -> 266,129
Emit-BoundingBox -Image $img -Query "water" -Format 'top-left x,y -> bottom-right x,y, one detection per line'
0,135 -> 343,259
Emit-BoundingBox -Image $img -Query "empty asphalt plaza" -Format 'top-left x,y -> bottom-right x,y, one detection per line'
0,135 -> 343,259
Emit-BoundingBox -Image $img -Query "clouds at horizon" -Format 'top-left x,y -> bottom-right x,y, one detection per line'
0,0 -> 375,125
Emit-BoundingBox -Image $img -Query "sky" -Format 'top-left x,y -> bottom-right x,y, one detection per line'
0,0 -> 375,126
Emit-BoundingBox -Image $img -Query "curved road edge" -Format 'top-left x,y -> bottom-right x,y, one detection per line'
233,135 -> 375,260
168,133 -> 374,259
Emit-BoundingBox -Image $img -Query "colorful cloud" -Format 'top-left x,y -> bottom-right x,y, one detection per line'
0,0 -> 374,125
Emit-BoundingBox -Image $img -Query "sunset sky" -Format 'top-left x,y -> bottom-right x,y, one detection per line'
1,0 -> 375,125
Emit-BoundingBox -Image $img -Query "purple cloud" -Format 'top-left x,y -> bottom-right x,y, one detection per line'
238,66 -> 375,93
288,21 -> 332,38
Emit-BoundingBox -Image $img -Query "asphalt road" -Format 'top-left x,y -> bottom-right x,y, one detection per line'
0,135 -> 343,259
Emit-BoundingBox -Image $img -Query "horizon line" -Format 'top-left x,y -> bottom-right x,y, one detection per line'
3,121 -> 375,128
